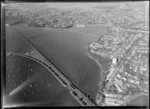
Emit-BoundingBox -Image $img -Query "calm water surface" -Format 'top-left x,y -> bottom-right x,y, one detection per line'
6,24 -> 107,102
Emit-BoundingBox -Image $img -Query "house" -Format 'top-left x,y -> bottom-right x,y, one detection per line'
76,24 -> 85,28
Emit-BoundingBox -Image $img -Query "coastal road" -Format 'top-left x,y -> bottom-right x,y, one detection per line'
7,25 -> 97,106
6,25 -> 102,106
6,51 -> 96,106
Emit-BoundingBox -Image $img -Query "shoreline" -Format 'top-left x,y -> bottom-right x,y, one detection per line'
87,52 -> 105,87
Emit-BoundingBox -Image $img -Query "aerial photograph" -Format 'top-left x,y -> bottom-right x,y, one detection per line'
2,1 -> 149,107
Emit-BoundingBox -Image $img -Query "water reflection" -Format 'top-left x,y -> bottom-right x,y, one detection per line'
6,55 -> 80,106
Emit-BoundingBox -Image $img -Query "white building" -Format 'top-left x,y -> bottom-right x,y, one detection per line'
105,98 -> 123,106
6,24 -> 10,27
76,24 -> 85,28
